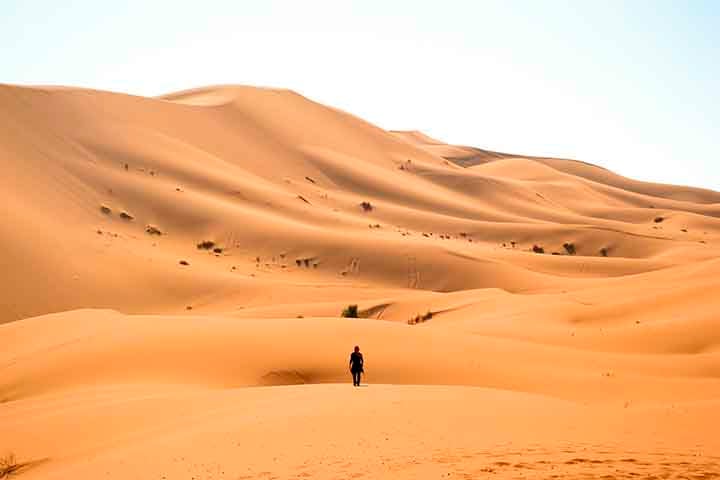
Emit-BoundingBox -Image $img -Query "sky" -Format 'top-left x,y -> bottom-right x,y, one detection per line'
2,0 -> 718,190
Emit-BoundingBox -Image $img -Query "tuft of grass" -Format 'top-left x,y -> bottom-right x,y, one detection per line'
599,247 -> 609,257
653,216 -> 664,223
341,304 -> 359,318
212,247 -> 223,254
0,453 -> 23,478
197,240 -> 215,250
532,245 -> 545,254
360,201 -> 373,212
145,225 -> 162,235
119,211 -> 134,221
100,205 -> 112,215
408,311 -> 433,325
179,260 -> 189,266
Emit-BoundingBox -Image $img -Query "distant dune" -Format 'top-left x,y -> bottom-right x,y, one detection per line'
1,84 -> 719,479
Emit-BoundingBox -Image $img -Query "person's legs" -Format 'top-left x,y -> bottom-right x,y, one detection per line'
352,371 -> 360,386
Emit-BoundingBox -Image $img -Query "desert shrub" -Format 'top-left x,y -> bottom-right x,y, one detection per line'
197,240 -> 215,250
119,211 -> 134,220
179,260 -> 189,266
563,242 -> 576,255
341,304 -> 359,318
0,453 -> 22,478
599,247 -> 609,257
145,225 -> 162,235
654,216 -> 664,223
532,245 -> 545,254
296,259 -> 302,267
408,311 -> 433,325
213,247 -> 223,254
100,205 -> 112,214
360,201 -> 373,212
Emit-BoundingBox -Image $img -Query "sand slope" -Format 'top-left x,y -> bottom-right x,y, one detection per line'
1,83 -> 720,478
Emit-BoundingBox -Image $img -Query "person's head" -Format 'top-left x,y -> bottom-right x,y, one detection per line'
354,345 -> 360,353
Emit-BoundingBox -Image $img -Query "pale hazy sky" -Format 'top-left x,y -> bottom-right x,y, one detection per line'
2,1 -> 718,190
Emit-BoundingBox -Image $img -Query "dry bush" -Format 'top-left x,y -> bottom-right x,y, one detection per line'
532,245 -> 545,254
654,216 -> 664,223
145,225 -> 162,235
408,311 -> 433,325
119,211 -> 134,221
100,205 -> 112,215
563,242 -> 576,255
197,240 -> 215,250
360,201 -> 373,212
0,453 -> 23,478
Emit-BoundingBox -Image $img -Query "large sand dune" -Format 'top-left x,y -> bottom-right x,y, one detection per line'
1,83 -> 719,478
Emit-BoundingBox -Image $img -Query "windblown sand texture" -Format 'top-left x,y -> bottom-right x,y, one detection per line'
2,84 -> 720,479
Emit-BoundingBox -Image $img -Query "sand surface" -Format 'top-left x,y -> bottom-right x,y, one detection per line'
1,83 -> 719,478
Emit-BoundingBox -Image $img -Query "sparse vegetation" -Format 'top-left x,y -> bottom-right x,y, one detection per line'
100,205 -> 112,215
341,304 -> 359,318
197,240 -> 216,250
599,247 -> 609,257
297,195 -> 311,204
145,225 -> 162,235
179,260 -> 189,266
360,201 -> 373,212
654,216 -> 664,223
305,176 -> 316,184
408,311 -> 433,325
212,247 -> 223,254
119,211 -> 134,221
563,242 -> 576,255
532,245 -> 545,254
0,453 -> 23,478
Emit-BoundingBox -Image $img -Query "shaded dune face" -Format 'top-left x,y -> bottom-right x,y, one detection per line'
1,84 -> 720,479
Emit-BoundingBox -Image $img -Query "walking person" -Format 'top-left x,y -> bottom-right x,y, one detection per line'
349,345 -> 364,386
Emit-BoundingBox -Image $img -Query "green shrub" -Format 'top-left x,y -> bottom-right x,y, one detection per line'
341,304 -> 359,318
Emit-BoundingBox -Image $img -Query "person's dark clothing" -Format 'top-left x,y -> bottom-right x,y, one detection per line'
349,351 -> 364,386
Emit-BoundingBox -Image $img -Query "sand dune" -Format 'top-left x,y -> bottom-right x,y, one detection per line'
1,83 -> 719,478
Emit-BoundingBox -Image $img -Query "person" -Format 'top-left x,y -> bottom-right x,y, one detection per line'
349,345 -> 364,386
